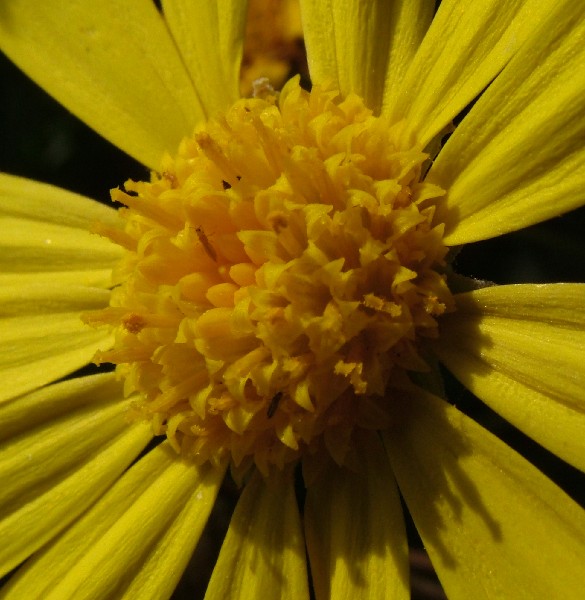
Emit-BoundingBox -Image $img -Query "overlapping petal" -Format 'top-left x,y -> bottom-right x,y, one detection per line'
0,283 -> 114,402
0,217 -> 119,278
305,433 -> 409,600
428,1 -> 585,244
384,388 -> 585,599
0,372 -> 118,440
0,173 -> 119,229
161,0 -> 248,117
0,174 -> 119,398
0,374 -> 152,579
0,0 -> 203,168
205,471 -> 309,600
380,0 -> 434,113
300,0 -> 432,114
0,173 -> 122,287
0,443 -> 224,600
434,284 -> 585,473
387,0 -> 555,147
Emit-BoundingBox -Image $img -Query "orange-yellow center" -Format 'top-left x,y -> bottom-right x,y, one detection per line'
85,78 -> 453,476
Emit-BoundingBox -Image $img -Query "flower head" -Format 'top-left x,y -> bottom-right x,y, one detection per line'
1,1 -> 585,599
84,79 -> 452,477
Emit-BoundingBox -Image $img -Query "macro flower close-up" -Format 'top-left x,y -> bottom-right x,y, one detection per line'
1,0 -> 585,598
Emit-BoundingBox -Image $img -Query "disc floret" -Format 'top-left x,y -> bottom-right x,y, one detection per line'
85,78 -> 453,475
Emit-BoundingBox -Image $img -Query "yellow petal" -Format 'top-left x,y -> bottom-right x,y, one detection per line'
0,1 -> 203,168
0,175 -> 117,398
299,0 -> 337,94
301,0 -> 432,114
161,0 -> 247,116
429,2 -> 585,244
0,283 -> 110,318
0,372 -> 119,440
2,443 -> 223,600
0,173 -> 121,288
0,324 -> 111,404
381,0 -> 434,114
0,270 -> 114,288
119,461 -> 223,600
0,173 -> 120,229
1,216 -> 119,272
383,388 -> 585,599
0,284 -> 113,402
0,377 -> 128,513
0,374 -> 152,578
388,0 -> 555,147
433,284 -> 585,473
206,470 -> 309,600
305,433 -> 409,600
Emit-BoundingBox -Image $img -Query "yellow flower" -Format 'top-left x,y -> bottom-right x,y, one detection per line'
1,1 -> 584,599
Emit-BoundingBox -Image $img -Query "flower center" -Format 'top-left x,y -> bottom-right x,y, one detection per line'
85,78 -> 453,475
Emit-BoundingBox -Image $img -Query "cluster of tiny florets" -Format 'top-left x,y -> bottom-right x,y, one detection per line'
85,78 -> 452,475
